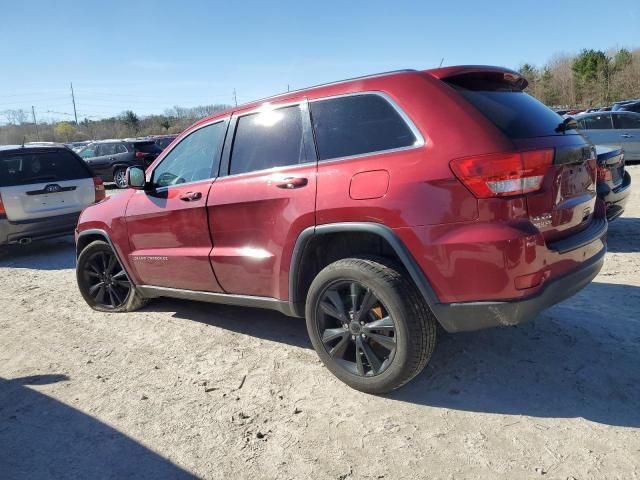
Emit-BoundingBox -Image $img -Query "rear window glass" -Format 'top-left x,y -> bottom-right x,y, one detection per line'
446,78 -> 574,138
0,150 -> 91,187
310,94 -> 417,160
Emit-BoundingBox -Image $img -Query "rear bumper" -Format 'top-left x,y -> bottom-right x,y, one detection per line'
597,170 -> 631,221
431,247 -> 605,332
0,212 -> 80,245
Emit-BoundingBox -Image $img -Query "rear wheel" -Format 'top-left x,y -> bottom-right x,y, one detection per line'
305,257 -> 436,394
76,240 -> 147,312
113,168 -> 128,189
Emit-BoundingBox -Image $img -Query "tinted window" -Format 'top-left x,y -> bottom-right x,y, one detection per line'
613,114 -> 640,129
449,85 -> 572,138
115,144 -> 128,154
0,150 -> 91,187
152,122 -> 226,187
135,142 -> 162,154
229,105 -> 307,175
310,94 -> 417,161
156,137 -> 175,150
582,114 -> 613,130
99,143 -> 117,156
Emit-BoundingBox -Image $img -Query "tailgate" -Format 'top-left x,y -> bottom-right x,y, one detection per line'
516,137 -> 597,243
0,149 -> 95,222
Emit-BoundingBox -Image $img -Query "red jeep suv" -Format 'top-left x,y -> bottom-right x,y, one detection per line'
75,66 -> 606,393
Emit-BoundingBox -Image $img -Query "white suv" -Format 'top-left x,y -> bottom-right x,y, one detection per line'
0,143 -> 105,246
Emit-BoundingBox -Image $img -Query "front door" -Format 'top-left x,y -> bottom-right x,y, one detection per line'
207,101 -> 317,300
125,120 -> 228,292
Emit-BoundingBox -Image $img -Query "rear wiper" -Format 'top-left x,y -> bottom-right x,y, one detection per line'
555,117 -> 577,133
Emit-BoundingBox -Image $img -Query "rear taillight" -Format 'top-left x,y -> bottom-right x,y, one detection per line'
0,193 -> 5,216
93,176 -> 106,202
135,151 -> 146,159
450,149 -> 554,198
597,165 -> 612,182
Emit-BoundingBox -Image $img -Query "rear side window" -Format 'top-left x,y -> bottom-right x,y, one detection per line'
582,114 -> 613,130
135,142 -> 162,154
613,114 -> 640,129
0,150 -> 91,187
229,105 -> 307,175
446,76 -> 573,138
310,94 -> 418,161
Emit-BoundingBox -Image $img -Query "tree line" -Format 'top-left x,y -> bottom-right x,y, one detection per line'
0,104 -> 231,145
519,47 -> 639,108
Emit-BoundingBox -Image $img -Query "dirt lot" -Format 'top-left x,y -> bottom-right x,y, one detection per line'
1,168 -> 639,480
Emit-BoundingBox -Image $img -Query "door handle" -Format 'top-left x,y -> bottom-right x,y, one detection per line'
179,191 -> 202,201
276,177 -> 308,189
621,134 -> 632,138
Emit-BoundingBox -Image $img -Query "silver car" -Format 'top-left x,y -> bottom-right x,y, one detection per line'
0,144 -> 102,246
575,111 -> 640,161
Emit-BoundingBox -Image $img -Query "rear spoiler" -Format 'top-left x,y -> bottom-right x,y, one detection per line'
424,65 -> 528,91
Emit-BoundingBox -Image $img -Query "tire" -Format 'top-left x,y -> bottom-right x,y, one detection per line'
113,167 -> 128,189
305,256 -> 436,394
76,240 -> 148,312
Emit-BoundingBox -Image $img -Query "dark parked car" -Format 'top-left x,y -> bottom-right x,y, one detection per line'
77,139 -> 162,188
75,66 -> 606,393
595,146 -> 631,221
612,99 -> 640,112
575,111 -> 640,162
154,135 -> 178,150
0,143 -> 105,246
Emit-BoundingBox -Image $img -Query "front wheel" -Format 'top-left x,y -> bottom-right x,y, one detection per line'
76,240 -> 147,312
305,257 -> 437,394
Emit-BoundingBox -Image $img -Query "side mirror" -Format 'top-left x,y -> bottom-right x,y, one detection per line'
126,167 -> 146,189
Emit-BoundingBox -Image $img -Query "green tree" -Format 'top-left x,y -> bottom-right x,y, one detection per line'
572,49 -> 609,82
121,110 -> 140,134
54,122 -> 77,141
613,48 -> 633,71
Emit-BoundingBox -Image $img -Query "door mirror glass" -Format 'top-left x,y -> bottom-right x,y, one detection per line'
127,167 -> 146,189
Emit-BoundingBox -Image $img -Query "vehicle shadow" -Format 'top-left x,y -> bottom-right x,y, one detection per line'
0,374 -> 196,479
0,236 -> 76,270
145,298 -> 312,350
389,281 -> 640,428
606,216 -> 640,253
146,281 -> 639,428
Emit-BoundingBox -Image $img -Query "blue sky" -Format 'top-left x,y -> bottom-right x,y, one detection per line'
1,0 -> 638,122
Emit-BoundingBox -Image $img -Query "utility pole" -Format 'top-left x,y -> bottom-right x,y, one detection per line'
70,82 -> 78,125
439,57 -> 445,68
232,89 -> 238,107
31,106 -> 39,140
287,84 -> 290,92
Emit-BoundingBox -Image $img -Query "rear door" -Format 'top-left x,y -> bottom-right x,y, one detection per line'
124,120 -> 227,292
445,74 -> 598,242
0,149 -> 95,221
207,101 -> 317,300
612,113 -> 640,161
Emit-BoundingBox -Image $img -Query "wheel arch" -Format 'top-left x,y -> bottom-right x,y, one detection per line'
288,222 -> 439,317
76,228 -> 136,286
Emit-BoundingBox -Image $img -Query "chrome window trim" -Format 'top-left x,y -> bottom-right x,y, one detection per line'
308,90 -> 426,163
147,117 -> 229,189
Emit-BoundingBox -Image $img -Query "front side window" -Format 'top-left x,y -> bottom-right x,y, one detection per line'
229,104 -> 307,175
613,114 -> 640,129
79,146 -> 97,158
583,114 -> 613,130
152,121 -> 226,188
310,94 -> 418,161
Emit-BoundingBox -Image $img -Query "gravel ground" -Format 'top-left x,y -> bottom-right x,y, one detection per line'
1,168 -> 639,480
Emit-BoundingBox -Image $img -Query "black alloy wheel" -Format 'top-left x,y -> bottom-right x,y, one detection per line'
81,249 -> 131,309
316,280 -> 397,377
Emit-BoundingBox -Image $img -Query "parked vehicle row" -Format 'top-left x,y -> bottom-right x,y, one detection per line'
73,66 -> 609,393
